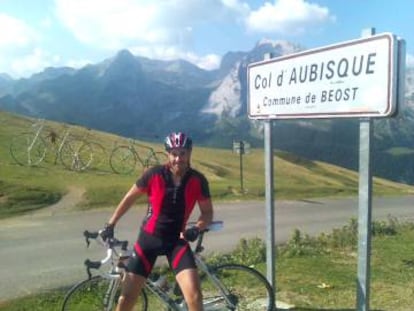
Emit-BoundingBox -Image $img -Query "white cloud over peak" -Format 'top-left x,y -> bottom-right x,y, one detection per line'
245,0 -> 335,35
54,0 -> 250,70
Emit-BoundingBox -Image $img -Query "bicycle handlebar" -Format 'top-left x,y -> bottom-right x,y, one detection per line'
83,230 -> 129,278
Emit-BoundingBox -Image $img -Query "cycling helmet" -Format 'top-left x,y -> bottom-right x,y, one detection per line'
164,132 -> 192,151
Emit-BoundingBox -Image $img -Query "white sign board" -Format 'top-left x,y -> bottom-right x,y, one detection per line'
248,33 -> 398,119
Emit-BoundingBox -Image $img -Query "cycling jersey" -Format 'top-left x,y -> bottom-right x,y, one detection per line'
127,164 -> 211,277
136,164 -> 211,240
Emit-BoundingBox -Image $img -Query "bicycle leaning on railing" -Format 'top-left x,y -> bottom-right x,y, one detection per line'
61,221 -> 275,311
109,139 -> 168,174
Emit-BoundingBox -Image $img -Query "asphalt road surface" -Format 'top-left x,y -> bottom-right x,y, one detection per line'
1,195 -> 414,302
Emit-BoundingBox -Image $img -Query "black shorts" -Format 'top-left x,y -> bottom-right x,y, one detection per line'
127,230 -> 196,277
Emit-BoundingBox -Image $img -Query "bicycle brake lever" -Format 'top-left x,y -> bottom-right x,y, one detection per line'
83,230 -> 99,247
83,230 -> 90,247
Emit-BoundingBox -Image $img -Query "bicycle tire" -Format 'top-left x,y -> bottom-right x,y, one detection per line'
109,145 -> 137,174
60,139 -> 93,171
61,275 -> 148,311
9,133 -> 47,166
199,264 -> 274,311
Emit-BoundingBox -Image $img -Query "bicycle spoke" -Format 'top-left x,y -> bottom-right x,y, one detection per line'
10,133 -> 47,166
110,146 -> 137,174
60,140 -> 93,171
62,276 -> 147,311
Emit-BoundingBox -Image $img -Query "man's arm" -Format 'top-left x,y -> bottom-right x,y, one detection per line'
195,198 -> 213,231
107,184 -> 144,226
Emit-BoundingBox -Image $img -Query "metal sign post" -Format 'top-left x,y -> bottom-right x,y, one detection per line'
233,140 -> 251,193
357,116 -> 373,311
356,27 -> 375,311
263,53 -> 276,290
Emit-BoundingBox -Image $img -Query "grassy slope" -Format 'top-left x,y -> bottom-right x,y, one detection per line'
1,110 -> 413,218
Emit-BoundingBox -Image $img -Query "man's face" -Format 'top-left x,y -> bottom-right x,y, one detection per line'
168,148 -> 191,174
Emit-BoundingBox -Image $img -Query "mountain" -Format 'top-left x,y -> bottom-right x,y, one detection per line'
0,41 -> 414,184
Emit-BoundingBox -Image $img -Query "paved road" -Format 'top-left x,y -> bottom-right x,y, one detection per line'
1,195 -> 414,302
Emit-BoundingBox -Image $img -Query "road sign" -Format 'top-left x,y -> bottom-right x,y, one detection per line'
232,140 -> 250,154
247,33 -> 399,119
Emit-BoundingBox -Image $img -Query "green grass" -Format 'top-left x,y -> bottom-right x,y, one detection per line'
1,110 -> 414,218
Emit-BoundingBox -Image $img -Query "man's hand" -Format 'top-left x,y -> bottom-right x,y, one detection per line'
101,223 -> 114,241
183,226 -> 200,242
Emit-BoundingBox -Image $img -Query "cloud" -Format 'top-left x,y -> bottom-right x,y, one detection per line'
54,0 -> 249,69
0,14 -> 56,77
0,14 -> 38,48
407,53 -> 414,68
9,48 -> 61,77
245,0 -> 335,35
2,0 -> 337,77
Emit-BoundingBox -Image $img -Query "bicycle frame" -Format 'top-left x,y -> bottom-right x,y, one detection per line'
26,120 -> 45,165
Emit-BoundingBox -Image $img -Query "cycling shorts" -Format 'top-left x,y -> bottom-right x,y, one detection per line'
127,230 -> 196,278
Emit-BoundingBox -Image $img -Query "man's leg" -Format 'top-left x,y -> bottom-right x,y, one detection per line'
175,268 -> 203,311
116,272 -> 146,311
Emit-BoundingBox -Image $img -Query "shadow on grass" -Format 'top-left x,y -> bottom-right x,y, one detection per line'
289,309 -> 384,311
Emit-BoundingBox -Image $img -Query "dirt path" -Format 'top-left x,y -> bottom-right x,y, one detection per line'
32,186 -> 86,216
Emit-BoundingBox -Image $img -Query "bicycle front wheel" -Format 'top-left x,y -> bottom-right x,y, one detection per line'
10,133 -> 47,166
200,264 -> 274,311
61,276 -> 148,311
109,146 -> 137,174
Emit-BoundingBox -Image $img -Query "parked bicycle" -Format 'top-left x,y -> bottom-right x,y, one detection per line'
9,119 -> 93,171
109,139 -> 168,174
61,221 -> 274,310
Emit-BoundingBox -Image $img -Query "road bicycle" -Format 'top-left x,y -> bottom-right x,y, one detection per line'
109,139 -> 168,174
61,221 -> 275,310
9,119 -> 94,171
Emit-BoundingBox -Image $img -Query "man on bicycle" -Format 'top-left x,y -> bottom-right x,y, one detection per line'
104,132 -> 214,311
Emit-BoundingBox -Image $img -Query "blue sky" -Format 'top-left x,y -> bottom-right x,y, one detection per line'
1,0 -> 413,79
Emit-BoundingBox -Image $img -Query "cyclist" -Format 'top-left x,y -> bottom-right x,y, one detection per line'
103,132 -> 214,311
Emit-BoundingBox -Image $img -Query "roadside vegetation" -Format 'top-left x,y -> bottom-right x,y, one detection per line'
1,110 -> 413,219
1,216 -> 413,310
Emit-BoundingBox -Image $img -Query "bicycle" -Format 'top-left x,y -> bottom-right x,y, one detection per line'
10,119 -> 94,171
61,221 -> 275,310
109,139 -> 168,174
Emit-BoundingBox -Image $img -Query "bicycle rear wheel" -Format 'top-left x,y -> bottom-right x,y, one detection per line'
61,275 -> 148,311
109,145 -> 137,174
10,133 -> 47,166
60,139 -> 93,171
200,264 -> 274,311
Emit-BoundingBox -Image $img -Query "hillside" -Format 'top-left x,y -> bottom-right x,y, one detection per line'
1,111 -> 413,219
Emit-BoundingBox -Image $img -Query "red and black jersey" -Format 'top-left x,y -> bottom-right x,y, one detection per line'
136,165 -> 210,239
